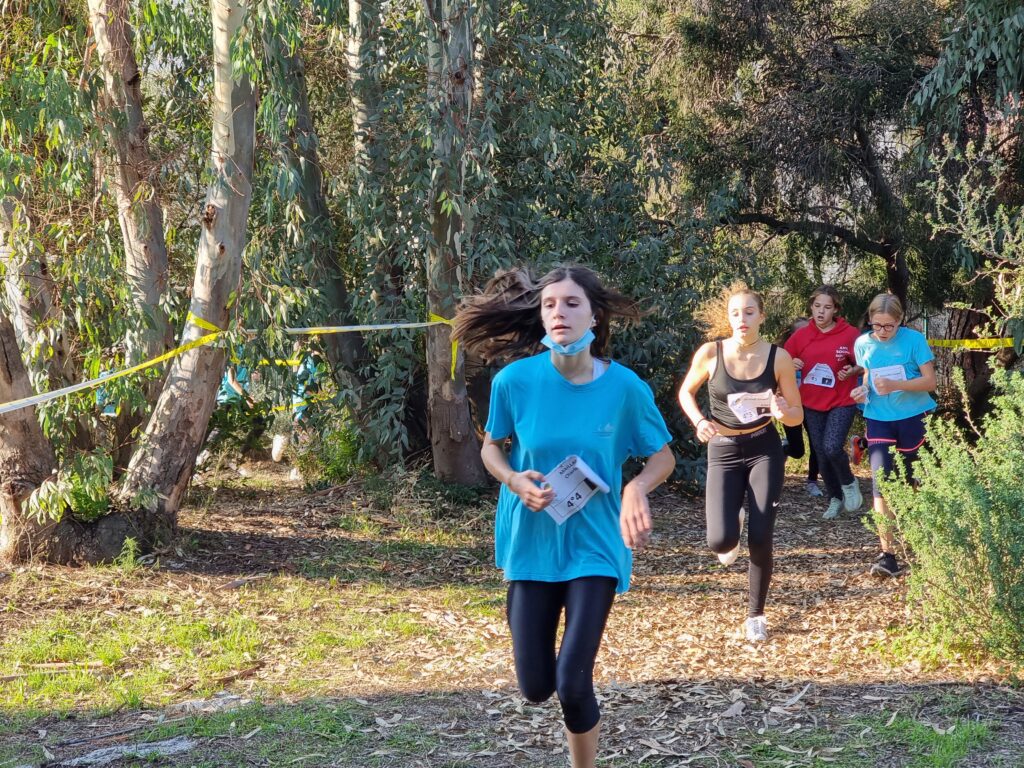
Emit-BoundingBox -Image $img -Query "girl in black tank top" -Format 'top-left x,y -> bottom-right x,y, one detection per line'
677,284 -> 803,643
707,341 -> 779,430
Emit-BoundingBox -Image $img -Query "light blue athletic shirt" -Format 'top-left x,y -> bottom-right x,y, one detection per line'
485,353 -> 671,593
854,327 -> 935,422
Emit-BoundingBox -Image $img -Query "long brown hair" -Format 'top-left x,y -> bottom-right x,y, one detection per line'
452,265 -> 647,361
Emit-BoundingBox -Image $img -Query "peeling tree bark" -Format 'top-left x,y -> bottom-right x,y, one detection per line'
119,0 -> 257,524
88,0 -> 174,465
423,0 -> 486,485
87,0 -> 173,367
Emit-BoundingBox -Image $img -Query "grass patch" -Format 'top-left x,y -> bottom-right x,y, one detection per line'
733,713 -> 993,768
875,713 -> 991,767
0,609 -> 264,712
0,572 -> 504,716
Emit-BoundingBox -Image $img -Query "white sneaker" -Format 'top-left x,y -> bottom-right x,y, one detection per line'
841,480 -> 863,512
717,509 -> 745,566
745,615 -> 768,642
806,481 -> 824,497
823,497 -> 842,520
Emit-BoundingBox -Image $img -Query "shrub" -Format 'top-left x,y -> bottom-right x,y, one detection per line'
882,368 -> 1024,662
293,408 -> 363,487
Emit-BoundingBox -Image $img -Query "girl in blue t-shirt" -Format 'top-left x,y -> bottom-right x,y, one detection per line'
851,293 -> 936,578
453,266 -> 675,768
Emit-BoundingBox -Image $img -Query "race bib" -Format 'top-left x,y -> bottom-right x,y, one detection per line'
803,363 -> 835,388
726,389 -> 774,424
871,364 -> 906,386
542,455 -> 610,525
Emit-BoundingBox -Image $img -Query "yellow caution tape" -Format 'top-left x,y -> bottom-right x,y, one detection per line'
187,312 -> 223,333
429,313 -> 458,380
0,318 -> 455,417
0,331 -> 222,416
271,390 -> 333,413
928,338 -> 1014,349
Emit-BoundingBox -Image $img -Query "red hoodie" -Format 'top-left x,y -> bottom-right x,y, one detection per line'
783,318 -> 860,411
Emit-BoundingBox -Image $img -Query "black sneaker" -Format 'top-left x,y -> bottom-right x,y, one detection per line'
870,552 -> 901,578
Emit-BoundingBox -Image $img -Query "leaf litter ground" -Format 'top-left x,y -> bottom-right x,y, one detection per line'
1,463 -> 1022,767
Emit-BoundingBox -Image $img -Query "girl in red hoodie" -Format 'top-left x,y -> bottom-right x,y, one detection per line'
783,286 -> 864,519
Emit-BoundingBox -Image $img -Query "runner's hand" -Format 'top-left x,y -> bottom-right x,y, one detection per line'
507,470 -> 555,511
837,364 -> 855,381
851,385 -> 868,403
695,419 -> 718,443
620,481 -> 652,551
792,357 -> 804,371
770,393 -> 789,419
874,377 -> 900,395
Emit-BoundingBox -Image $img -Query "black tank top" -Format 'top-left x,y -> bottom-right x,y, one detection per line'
707,341 -> 778,430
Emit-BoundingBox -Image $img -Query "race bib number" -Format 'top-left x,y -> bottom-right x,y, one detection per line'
542,455 -> 610,525
726,389 -> 774,424
803,363 -> 835,388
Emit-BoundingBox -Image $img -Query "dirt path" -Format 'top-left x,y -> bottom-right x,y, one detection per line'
2,466 -> 1021,767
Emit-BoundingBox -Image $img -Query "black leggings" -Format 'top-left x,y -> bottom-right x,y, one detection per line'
783,422 -> 819,483
506,577 -> 616,734
706,426 -> 785,617
803,406 -> 857,500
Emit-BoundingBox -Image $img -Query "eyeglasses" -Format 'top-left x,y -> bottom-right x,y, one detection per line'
870,323 -> 897,332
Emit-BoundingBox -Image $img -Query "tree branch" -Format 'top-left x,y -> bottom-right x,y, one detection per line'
727,211 -> 895,256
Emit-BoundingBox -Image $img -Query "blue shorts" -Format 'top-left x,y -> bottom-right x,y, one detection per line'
865,412 -> 929,498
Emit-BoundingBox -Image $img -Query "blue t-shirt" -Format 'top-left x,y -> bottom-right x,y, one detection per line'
485,353 -> 672,594
854,327 -> 935,422
217,365 -> 250,405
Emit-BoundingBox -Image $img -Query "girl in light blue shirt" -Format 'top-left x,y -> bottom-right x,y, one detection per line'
852,293 -> 936,578
453,266 -> 674,768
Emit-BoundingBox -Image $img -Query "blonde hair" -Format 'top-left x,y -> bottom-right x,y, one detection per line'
867,293 -> 904,322
696,281 -> 765,340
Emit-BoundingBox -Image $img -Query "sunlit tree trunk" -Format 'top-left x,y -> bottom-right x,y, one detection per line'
88,0 -> 174,466
423,0 -> 486,484
87,0 -> 172,370
120,0 -> 257,522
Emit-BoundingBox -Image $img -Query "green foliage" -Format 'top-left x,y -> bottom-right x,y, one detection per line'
915,1 -> 1024,140
26,451 -> 114,524
926,140 -> 1024,352
881,368 -> 1024,663
293,406 -> 364,487
112,537 -> 142,574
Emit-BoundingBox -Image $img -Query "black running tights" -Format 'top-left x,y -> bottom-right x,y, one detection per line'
506,576 -> 616,734
705,427 -> 785,617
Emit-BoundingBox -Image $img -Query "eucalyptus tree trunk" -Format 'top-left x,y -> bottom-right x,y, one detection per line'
88,0 -> 174,466
348,0 -> 404,309
273,27 -> 366,376
87,0 -> 173,369
423,0 -> 486,485
0,197 -> 76,391
0,313 -> 57,563
0,310 -> 151,564
119,0 -> 257,523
